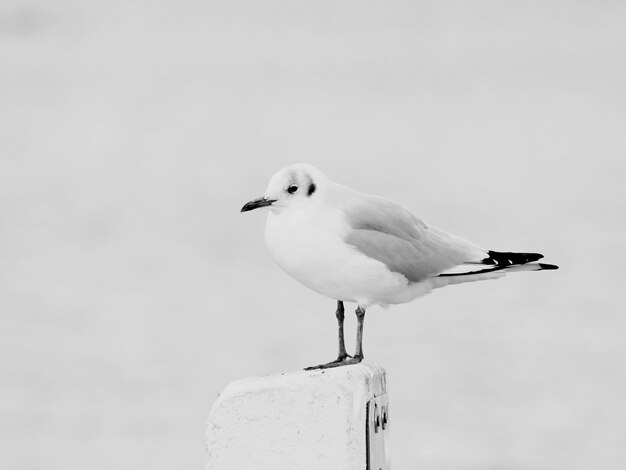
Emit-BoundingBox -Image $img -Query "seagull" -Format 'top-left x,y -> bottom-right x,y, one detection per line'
241,164 -> 558,370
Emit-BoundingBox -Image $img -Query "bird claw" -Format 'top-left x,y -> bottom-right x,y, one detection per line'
304,354 -> 362,370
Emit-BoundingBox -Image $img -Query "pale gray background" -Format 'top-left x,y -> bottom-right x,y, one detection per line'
1,1 -> 625,469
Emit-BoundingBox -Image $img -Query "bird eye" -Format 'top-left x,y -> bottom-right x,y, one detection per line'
287,185 -> 298,194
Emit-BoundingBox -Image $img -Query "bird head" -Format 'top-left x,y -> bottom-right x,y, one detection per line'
241,163 -> 327,213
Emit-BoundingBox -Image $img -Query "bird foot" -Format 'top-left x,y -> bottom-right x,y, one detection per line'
304,354 -> 363,370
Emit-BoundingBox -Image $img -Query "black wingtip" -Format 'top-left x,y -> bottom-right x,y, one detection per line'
539,263 -> 559,270
486,250 -> 544,266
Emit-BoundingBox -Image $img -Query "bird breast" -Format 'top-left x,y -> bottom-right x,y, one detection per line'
265,207 -> 346,284
264,207 -> 410,305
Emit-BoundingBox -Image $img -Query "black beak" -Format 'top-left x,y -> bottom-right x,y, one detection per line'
240,197 -> 276,212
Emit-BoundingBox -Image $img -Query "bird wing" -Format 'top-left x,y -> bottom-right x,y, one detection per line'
341,193 -> 489,283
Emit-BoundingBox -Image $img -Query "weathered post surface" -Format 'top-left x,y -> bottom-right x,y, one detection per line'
206,362 -> 390,470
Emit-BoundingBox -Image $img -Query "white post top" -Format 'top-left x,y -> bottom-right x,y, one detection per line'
206,362 -> 388,470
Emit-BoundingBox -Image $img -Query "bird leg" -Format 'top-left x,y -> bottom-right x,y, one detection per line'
354,305 -> 365,361
335,300 -> 350,360
304,301 -> 361,370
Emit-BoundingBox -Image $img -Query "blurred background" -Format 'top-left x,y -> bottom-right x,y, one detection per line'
1,1 -> 625,469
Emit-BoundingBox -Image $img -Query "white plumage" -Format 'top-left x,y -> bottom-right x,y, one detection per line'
241,163 -> 557,368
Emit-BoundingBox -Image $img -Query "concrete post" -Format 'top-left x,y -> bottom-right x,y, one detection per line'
206,362 -> 390,470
